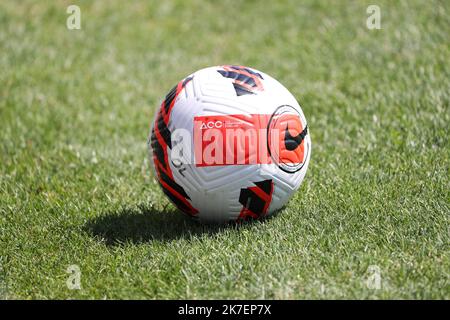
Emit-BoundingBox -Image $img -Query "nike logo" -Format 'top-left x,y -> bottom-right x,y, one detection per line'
284,124 -> 308,151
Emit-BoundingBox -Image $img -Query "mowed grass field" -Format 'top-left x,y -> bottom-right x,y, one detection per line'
0,0 -> 449,299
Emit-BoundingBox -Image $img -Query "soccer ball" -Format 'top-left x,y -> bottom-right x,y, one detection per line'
148,65 -> 311,223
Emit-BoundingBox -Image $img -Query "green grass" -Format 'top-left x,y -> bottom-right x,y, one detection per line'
0,0 -> 449,299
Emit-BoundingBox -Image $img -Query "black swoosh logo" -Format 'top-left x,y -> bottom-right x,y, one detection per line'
284,124 -> 308,151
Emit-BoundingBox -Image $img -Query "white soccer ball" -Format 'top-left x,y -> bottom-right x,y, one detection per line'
148,65 -> 311,223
